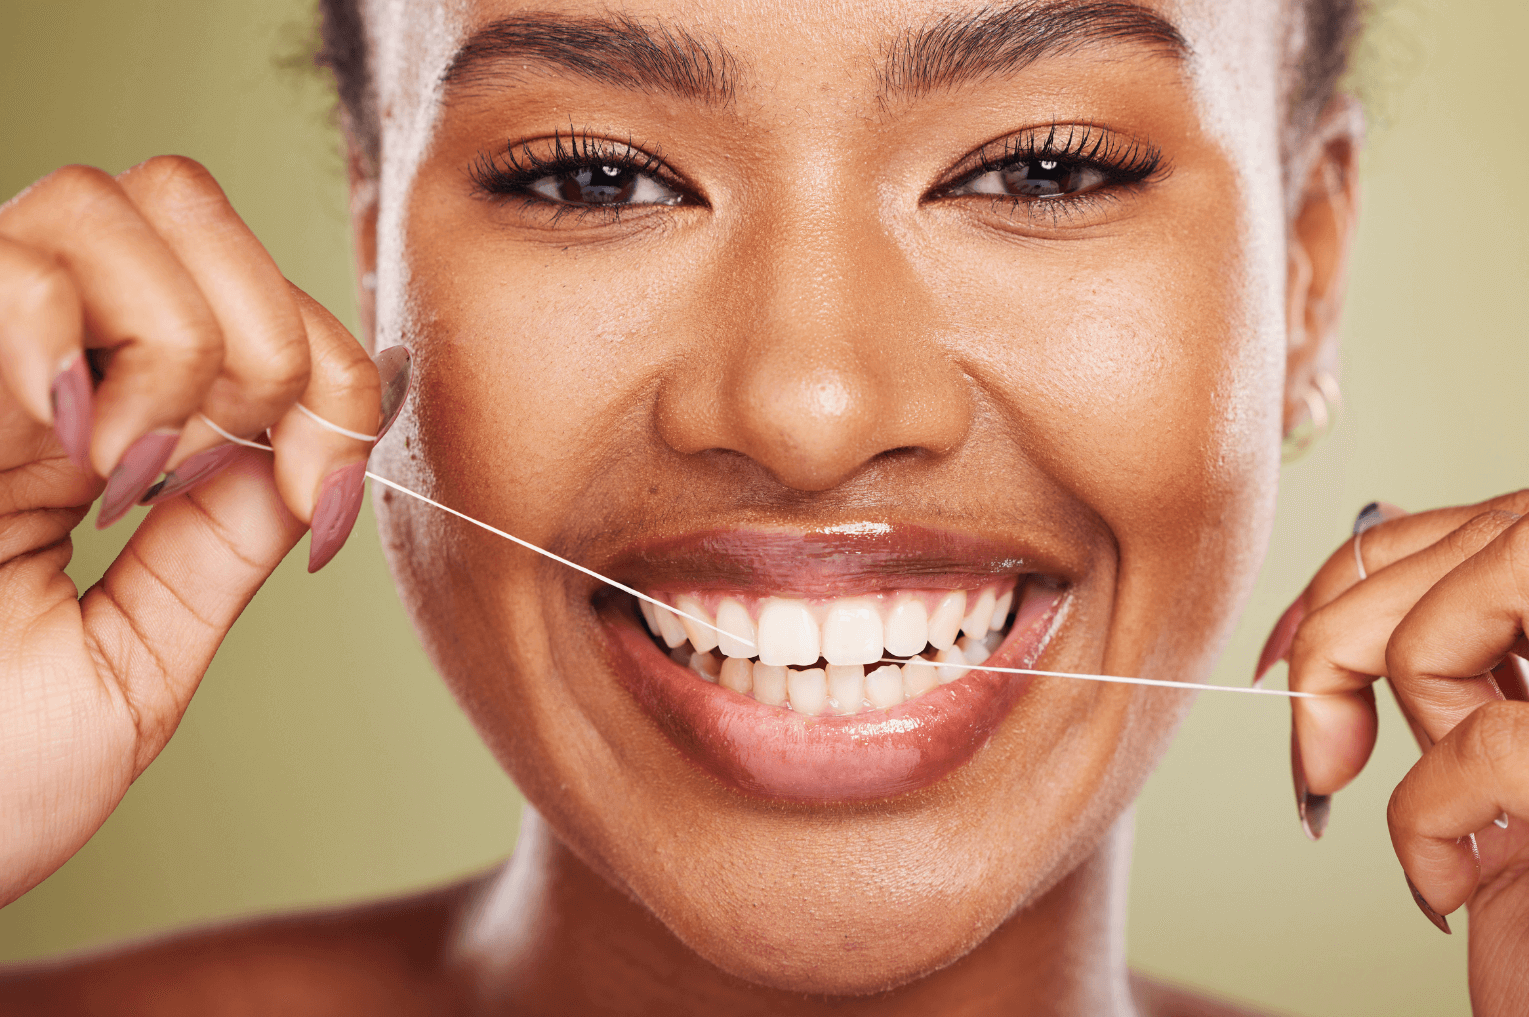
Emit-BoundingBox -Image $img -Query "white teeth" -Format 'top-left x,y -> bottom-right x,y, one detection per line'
715,598 -> 756,659
821,599 -> 883,665
883,596 -> 929,657
927,590 -> 966,650
990,589 -> 1014,631
719,656 -> 753,694
788,667 -> 829,715
690,650 -> 721,680
962,588 -> 997,639
646,579 -> 1029,713
655,602 -> 690,649
903,657 -> 940,697
957,634 -> 990,666
676,595 -> 718,654
935,645 -> 967,684
753,663 -> 788,706
826,664 -> 865,715
757,598 -> 821,667
866,664 -> 905,709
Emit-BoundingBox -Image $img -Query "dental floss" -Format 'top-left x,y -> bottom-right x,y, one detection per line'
875,657 -> 1320,699
364,471 -> 753,648
200,404 -> 379,450
295,402 -> 378,443
199,413 -> 272,450
363,470 -> 1322,700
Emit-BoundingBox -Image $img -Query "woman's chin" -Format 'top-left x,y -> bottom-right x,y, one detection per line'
655,874 -> 1003,996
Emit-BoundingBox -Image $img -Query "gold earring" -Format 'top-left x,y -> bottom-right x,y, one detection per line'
1282,370 -> 1341,463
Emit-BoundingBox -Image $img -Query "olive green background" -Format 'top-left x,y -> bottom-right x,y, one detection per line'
0,2 -> 1524,1014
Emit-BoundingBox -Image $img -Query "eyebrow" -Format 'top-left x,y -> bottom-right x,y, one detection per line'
880,1 -> 1190,99
441,13 -> 738,106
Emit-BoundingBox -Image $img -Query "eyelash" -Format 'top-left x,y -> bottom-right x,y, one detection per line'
939,123 -> 1166,217
469,132 -> 690,223
468,123 -> 1164,225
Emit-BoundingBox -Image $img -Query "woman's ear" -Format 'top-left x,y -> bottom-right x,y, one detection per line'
1284,95 -> 1364,437
347,139 -> 380,352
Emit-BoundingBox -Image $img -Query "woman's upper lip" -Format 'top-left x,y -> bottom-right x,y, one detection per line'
599,523 -> 1067,597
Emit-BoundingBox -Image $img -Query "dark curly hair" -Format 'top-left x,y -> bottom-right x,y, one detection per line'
316,0 -> 1363,178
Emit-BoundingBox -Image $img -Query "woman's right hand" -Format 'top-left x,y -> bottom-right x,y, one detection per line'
0,156 -> 389,907
1264,492 -> 1529,1013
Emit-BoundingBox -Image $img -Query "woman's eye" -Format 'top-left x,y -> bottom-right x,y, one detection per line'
950,159 -> 1107,199
525,163 -> 683,207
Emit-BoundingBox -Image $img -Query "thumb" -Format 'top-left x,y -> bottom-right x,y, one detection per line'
81,447 -> 307,774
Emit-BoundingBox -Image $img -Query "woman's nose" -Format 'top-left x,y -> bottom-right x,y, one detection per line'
655,213 -> 972,493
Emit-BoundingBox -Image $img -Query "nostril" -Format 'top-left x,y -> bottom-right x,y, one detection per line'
874,446 -> 923,464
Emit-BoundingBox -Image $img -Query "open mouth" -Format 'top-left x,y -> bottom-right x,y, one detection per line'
636,579 -> 1050,716
598,527 -> 1069,803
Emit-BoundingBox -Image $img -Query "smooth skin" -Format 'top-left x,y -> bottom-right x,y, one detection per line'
0,0 -> 1525,1014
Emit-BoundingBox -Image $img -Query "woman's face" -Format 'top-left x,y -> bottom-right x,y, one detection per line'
368,0 -> 1293,993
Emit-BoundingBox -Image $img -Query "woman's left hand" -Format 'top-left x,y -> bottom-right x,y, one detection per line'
1264,491 -> 1529,1015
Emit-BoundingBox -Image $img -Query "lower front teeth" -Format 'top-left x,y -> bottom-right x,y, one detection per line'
681,648 -> 996,715
753,664 -> 788,706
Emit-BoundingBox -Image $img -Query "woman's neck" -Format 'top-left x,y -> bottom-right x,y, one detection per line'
450,807 -> 1140,1017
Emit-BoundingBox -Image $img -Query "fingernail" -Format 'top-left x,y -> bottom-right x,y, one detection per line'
1254,594 -> 1305,688
374,344 -> 413,440
1291,727 -> 1330,840
1353,501 -> 1385,535
97,429 -> 179,528
50,355 -> 94,471
1405,876 -> 1451,934
308,462 -> 367,572
139,443 -> 240,505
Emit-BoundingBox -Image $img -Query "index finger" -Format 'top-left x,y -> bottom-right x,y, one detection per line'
0,164 -> 224,475
1385,517 -> 1529,745
1305,491 -> 1529,613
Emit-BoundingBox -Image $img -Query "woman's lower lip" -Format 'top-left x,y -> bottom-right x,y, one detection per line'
603,591 -> 1062,804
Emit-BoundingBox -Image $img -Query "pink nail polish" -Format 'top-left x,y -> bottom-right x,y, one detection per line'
1291,727 -> 1330,840
308,462 -> 367,572
97,430 -> 179,528
50,355 -> 94,471
1406,876 -> 1451,934
374,345 -> 413,439
1254,594 -> 1305,688
139,443 -> 241,505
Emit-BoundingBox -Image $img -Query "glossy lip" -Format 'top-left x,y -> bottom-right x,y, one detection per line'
602,575 -> 1065,804
606,523 -> 1063,598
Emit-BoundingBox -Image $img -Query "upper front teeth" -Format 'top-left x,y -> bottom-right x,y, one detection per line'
757,598 -> 821,666
715,598 -> 755,659
821,599 -> 882,666
639,582 -> 1021,715
883,598 -> 928,657
927,591 -> 965,650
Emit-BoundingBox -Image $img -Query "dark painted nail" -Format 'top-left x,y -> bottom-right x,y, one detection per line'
308,462 -> 367,572
1255,594 -> 1305,688
374,344 -> 413,440
1406,876 -> 1451,934
139,443 -> 241,505
97,430 -> 178,528
50,355 -> 94,471
1292,727 -> 1330,840
1353,501 -> 1384,535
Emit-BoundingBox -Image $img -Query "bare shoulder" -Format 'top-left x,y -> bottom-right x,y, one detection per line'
1132,971 -> 1289,1017
0,875 -> 488,1017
